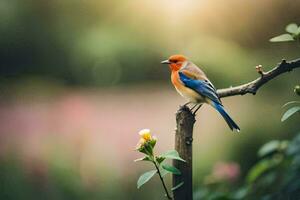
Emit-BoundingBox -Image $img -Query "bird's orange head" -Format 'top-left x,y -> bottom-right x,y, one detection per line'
161,54 -> 187,71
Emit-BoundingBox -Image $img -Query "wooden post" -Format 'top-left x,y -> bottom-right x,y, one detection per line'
173,105 -> 195,200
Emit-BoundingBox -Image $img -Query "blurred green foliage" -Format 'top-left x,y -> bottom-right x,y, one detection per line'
1,0 -> 299,88
281,86 -> 300,122
194,128 -> 300,200
194,88 -> 300,200
270,23 -> 300,43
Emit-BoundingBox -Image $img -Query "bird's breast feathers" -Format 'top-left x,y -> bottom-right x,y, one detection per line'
171,71 -> 205,103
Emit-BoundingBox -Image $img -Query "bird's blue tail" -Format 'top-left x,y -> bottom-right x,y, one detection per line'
211,101 -> 240,132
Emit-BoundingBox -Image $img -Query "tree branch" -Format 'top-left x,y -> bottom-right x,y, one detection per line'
217,58 -> 300,98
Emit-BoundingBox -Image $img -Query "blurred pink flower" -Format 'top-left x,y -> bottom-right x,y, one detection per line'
205,161 -> 240,184
212,161 -> 240,182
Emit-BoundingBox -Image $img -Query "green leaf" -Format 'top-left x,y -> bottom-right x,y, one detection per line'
282,101 -> 300,108
232,187 -> 249,199
171,181 -> 184,191
156,156 -> 165,164
287,133 -> 300,156
137,170 -> 157,189
134,156 -> 152,162
270,34 -> 294,42
246,159 -> 274,183
281,106 -> 300,121
286,23 -> 298,34
160,167 -> 170,177
279,140 -> 289,151
160,150 -> 186,162
162,164 -> 181,175
149,139 -> 156,148
258,140 -> 280,157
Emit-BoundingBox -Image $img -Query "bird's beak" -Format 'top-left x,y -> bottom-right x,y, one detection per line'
161,60 -> 171,64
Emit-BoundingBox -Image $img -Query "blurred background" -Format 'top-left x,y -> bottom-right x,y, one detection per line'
0,0 -> 299,199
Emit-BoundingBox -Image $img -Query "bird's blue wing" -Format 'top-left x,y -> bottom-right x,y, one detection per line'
179,72 -> 221,104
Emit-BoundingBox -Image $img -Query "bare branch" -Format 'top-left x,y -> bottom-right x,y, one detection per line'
217,58 -> 300,98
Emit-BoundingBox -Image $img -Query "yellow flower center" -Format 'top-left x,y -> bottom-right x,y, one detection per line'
139,129 -> 152,141
142,133 -> 152,141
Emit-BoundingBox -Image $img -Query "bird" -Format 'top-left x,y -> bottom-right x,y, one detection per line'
161,54 -> 240,132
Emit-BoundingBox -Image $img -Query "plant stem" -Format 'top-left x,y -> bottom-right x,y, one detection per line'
153,161 -> 172,200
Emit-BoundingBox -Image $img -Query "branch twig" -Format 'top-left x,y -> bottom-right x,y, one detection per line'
217,58 -> 300,98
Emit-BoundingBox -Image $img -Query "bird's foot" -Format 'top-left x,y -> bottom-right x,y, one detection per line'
183,102 -> 191,107
190,104 -> 198,110
192,104 -> 202,115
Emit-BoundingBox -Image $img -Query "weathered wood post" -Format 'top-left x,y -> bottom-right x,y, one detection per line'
173,105 -> 195,200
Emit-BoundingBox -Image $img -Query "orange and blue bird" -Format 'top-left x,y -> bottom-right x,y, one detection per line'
161,55 -> 240,132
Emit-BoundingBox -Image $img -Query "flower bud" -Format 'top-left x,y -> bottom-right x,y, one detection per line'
136,129 -> 157,156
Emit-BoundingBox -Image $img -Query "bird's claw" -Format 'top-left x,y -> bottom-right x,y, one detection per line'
192,104 -> 202,115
